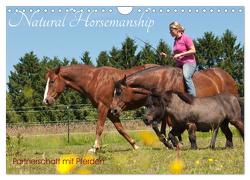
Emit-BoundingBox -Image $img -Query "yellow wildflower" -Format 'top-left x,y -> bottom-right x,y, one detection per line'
169,158 -> 184,174
76,168 -> 92,174
208,158 -> 213,162
138,131 -> 158,147
56,154 -> 78,174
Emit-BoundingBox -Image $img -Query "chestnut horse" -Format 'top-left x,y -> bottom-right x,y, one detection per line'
110,66 -> 239,147
43,64 -> 158,152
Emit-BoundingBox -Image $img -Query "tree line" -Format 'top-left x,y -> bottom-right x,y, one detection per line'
6,29 -> 244,124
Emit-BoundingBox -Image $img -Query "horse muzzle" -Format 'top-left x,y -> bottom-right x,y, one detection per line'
43,97 -> 55,106
110,107 -> 121,117
143,118 -> 151,126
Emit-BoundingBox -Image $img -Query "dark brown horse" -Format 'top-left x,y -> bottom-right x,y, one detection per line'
110,66 -> 239,147
43,64 -> 159,152
144,90 -> 244,149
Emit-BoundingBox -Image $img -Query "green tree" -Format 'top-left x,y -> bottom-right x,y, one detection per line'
136,44 -> 155,65
96,51 -> 110,67
109,47 -> 122,68
6,93 -> 21,123
120,37 -> 138,69
218,30 -> 244,96
194,32 -> 222,68
81,51 -> 93,65
70,58 -> 79,65
155,39 -> 173,65
7,52 -> 42,123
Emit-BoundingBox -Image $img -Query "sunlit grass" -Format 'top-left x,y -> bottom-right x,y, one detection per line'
6,128 -> 244,174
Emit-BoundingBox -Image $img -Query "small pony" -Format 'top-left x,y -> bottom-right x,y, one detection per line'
144,90 -> 244,149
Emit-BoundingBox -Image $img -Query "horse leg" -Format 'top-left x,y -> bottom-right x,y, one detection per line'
88,103 -> 108,153
187,123 -> 198,150
177,134 -> 183,146
165,116 -> 183,146
210,126 -> 219,149
220,121 -> 233,148
168,128 -> 179,148
160,117 -> 167,137
152,121 -> 173,149
108,114 -> 139,150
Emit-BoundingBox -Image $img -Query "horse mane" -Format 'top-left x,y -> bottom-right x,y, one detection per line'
60,64 -> 95,71
147,89 -> 163,107
125,65 -> 175,80
170,91 -> 195,104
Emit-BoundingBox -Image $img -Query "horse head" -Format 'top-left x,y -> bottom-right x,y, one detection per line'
110,75 -> 131,117
110,75 -> 150,117
143,90 -> 166,126
43,66 -> 66,105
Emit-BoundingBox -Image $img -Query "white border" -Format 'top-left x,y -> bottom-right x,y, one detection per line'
1,0 -> 249,179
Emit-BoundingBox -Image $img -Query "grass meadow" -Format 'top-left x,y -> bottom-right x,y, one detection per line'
6,126 -> 244,174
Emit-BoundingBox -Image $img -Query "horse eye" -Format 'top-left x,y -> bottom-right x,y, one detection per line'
50,80 -> 55,84
115,89 -> 122,96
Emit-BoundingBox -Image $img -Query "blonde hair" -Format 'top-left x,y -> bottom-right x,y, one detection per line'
169,21 -> 185,33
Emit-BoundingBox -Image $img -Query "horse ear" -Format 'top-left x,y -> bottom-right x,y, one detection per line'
45,68 -> 52,79
121,75 -> 127,86
54,66 -> 61,75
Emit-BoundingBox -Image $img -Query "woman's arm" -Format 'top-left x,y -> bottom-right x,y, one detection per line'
173,45 -> 196,60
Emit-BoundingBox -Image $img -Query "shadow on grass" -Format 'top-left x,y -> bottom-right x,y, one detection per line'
147,145 -> 232,151
177,146 -> 234,151
101,148 -> 133,153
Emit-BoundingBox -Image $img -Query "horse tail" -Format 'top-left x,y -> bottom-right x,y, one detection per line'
237,97 -> 244,122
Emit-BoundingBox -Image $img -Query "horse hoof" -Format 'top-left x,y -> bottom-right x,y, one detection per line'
225,145 -> 233,149
191,146 -> 198,150
209,145 -> 215,149
133,144 -> 140,150
225,141 -> 233,148
159,134 -> 166,142
177,142 -> 184,149
164,142 -> 173,149
88,148 -> 96,153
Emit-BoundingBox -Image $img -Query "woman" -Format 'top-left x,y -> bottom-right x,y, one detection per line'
161,21 -> 197,96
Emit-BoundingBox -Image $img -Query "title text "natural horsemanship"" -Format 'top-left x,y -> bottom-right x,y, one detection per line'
8,10 -> 155,32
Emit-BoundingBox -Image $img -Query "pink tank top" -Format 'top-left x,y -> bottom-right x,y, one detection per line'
173,34 -> 196,66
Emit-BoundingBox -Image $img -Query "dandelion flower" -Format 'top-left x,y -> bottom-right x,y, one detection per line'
76,168 -> 92,174
169,158 -> 184,174
56,154 -> 78,174
208,158 -> 213,162
138,131 -> 158,147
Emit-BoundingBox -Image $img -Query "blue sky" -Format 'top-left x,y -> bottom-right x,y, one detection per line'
6,6 -> 244,80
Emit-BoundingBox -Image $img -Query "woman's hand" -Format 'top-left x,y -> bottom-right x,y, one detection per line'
173,53 -> 183,60
160,52 -> 167,58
